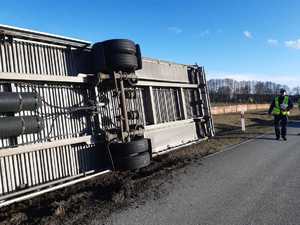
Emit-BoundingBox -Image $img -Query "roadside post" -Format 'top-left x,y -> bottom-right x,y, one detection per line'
241,111 -> 246,132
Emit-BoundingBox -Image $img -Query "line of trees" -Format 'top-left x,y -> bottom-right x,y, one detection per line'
209,80 -> 299,104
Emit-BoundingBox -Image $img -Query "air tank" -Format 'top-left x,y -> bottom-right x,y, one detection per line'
0,116 -> 44,138
0,92 -> 41,113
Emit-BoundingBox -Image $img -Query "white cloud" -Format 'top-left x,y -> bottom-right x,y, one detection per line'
267,39 -> 278,46
168,26 -> 182,34
207,71 -> 300,88
199,29 -> 210,37
285,39 -> 300,49
193,29 -> 214,39
243,30 -> 252,39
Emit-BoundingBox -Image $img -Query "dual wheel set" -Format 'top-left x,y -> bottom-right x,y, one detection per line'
92,39 -> 151,171
108,138 -> 151,171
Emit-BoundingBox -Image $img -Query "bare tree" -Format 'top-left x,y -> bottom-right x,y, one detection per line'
255,82 -> 265,95
217,86 -> 232,102
240,84 -> 250,95
292,86 -> 300,95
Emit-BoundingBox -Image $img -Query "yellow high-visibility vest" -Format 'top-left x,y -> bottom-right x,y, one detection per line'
272,96 -> 289,116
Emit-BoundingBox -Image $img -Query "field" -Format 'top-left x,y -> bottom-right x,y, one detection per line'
1,109 -> 300,225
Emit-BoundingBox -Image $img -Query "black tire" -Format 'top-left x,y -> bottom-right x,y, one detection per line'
114,152 -> 151,171
109,53 -> 138,72
92,42 -> 109,73
103,39 -> 137,54
135,44 -> 142,70
109,138 -> 149,158
124,78 -> 138,87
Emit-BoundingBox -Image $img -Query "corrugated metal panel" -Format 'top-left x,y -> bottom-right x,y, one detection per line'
0,144 -> 97,196
152,87 -> 183,124
0,25 -> 214,204
0,37 -> 97,196
0,40 -> 91,76
0,81 -> 99,196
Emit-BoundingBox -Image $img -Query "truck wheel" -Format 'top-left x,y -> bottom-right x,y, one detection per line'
92,42 -> 110,73
114,152 -> 151,171
103,39 -> 137,54
135,44 -> 143,70
109,53 -> 138,72
109,138 -> 150,157
124,77 -> 138,87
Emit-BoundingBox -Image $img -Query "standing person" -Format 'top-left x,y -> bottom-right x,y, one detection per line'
268,88 -> 293,141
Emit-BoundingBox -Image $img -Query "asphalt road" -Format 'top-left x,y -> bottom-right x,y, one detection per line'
103,121 -> 300,225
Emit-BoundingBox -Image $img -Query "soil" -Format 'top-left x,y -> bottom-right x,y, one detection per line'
1,109 -> 299,225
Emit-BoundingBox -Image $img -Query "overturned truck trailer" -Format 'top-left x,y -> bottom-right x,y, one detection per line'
0,24 -> 214,207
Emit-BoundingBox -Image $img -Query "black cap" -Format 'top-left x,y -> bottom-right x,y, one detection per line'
280,88 -> 286,94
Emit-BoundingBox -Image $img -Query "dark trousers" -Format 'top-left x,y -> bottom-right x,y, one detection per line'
274,115 -> 288,138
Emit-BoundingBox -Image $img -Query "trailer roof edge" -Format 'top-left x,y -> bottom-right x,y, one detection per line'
142,56 -> 202,68
0,24 -> 91,48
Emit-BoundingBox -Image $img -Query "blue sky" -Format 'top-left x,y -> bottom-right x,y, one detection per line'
1,0 -> 300,88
